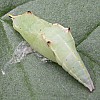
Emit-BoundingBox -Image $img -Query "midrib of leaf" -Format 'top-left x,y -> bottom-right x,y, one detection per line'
79,51 -> 100,66
77,22 -> 100,46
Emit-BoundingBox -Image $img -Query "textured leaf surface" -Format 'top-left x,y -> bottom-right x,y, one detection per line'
0,0 -> 100,100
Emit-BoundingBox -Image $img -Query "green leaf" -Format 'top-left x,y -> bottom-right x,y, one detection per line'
0,0 -> 100,100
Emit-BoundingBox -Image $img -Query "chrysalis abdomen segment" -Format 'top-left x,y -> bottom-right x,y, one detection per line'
43,28 -> 94,91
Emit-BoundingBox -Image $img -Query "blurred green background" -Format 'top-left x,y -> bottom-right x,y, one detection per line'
0,0 -> 100,100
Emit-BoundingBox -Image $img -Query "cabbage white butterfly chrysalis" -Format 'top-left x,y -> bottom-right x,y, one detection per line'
9,11 -> 94,92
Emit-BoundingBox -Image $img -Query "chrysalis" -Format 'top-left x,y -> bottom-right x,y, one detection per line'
9,11 -> 94,91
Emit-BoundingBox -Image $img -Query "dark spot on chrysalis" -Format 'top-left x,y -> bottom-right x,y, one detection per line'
27,11 -> 32,14
9,15 -> 15,19
47,41 -> 51,47
9,15 -> 12,18
68,27 -> 70,31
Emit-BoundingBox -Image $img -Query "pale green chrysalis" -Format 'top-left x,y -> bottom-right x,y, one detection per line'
9,11 -> 94,92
